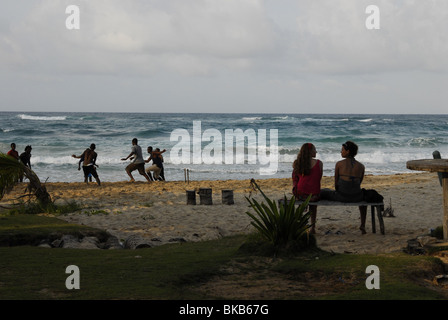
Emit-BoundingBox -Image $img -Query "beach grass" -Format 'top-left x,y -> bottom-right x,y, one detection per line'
1,214 -> 447,300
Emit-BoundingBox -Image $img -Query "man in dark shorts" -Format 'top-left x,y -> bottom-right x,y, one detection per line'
121,138 -> 152,182
72,143 -> 101,186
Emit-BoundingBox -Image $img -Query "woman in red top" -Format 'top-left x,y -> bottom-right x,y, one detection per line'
292,143 -> 323,234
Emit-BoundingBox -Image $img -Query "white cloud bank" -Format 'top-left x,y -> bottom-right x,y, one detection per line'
1,0 -> 448,113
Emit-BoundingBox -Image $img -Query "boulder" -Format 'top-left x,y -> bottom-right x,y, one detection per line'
124,235 -> 153,249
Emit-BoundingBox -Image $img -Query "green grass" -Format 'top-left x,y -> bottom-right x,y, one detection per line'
0,214 -> 447,300
0,214 -> 110,246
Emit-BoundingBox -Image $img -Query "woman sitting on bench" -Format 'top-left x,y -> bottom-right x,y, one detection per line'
292,143 -> 323,234
320,141 -> 368,234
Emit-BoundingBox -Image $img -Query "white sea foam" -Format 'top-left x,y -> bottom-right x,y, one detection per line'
18,114 -> 67,121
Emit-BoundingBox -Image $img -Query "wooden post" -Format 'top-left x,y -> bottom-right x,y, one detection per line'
199,188 -> 213,205
186,190 -> 196,205
432,151 -> 448,187
222,190 -> 234,205
443,177 -> 448,240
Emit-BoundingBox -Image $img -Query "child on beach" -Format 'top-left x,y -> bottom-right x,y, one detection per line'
292,143 -> 323,234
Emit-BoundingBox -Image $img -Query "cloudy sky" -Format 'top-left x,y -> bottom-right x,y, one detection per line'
1,0 -> 447,114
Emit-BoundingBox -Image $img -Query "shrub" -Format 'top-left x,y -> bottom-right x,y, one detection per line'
245,179 -> 314,253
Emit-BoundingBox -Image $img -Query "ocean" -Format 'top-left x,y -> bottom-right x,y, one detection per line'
1,112 -> 448,183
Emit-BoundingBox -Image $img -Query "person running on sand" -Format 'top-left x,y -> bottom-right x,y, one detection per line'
145,147 -> 166,181
121,138 -> 152,182
72,143 -> 101,186
292,143 -> 323,234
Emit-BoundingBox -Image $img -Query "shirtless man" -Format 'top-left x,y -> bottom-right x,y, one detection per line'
72,143 -> 101,186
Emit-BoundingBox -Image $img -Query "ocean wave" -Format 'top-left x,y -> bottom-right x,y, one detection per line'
407,137 -> 439,147
241,116 -> 262,121
302,118 -> 349,122
18,114 -> 67,121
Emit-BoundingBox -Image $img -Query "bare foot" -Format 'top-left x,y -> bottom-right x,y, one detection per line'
360,227 -> 366,235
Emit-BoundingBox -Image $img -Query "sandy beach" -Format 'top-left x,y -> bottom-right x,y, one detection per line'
3,172 -> 445,254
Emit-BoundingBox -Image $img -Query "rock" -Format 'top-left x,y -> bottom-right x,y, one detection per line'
102,236 -> 123,249
79,236 -> 100,249
124,235 -> 153,249
51,239 -> 63,248
405,238 -> 426,255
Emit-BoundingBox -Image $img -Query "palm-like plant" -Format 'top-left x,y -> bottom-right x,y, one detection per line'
245,179 -> 312,250
0,153 -> 51,206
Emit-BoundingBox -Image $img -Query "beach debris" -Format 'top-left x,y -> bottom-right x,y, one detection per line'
404,236 -> 438,255
404,238 -> 426,255
382,198 -> 395,217
433,274 -> 448,286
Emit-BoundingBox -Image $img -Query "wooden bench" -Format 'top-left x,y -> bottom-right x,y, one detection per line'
280,199 -> 385,235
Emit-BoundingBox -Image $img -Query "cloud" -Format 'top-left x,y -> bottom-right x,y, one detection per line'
291,0 -> 448,75
1,1 -> 448,114
1,0 -> 281,77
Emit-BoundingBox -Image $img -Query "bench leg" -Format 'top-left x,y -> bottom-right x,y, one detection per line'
376,205 -> 385,235
371,206 -> 376,233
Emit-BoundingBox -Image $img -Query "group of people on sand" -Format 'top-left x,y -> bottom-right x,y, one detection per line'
292,141 -> 368,235
120,138 -> 166,183
71,138 -> 166,186
6,143 -> 33,182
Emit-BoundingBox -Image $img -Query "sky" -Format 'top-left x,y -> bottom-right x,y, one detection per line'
1,0 -> 447,114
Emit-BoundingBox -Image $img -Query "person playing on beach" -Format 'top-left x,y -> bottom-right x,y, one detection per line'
77,154 -> 93,182
19,145 -> 32,182
158,148 -> 166,181
292,143 -> 323,234
320,141 -> 367,234
7,143 -> 19,160
72,143 -> 101,186
145,147 -> 166,181
121,138 -> 152,182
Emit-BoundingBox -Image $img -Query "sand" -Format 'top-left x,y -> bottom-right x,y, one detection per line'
3,172 -> 445,254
